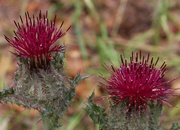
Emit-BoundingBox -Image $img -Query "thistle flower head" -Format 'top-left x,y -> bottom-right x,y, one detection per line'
5,11 -> 70,70
102,51 -> 173,113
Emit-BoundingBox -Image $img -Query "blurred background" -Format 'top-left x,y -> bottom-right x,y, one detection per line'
0,0 -> 180,130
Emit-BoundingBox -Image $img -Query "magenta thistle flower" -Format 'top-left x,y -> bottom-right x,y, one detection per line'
102,51 -> 174,113
5,11 -> 70,70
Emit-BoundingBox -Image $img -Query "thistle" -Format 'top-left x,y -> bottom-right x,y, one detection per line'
0,11 -> 85,130
86,51 -> 176,130
5,11 -> 69,70
102,51 -> 172,112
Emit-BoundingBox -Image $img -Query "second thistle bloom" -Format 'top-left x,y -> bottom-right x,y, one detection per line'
102,51 -> 173,113
5,11 -> 70,70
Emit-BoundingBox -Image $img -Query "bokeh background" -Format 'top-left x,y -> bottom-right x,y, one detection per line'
0,0 -> 180,130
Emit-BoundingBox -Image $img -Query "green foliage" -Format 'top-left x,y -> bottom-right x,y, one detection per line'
0,51 -> 86,129
85,92 -> 108,129
170,122 -> 180,130
148,101 -> 163,130
153,0 -> 170,44
52,52 -> 65,72
0,88 -> 14,98
86,98 -> 168,130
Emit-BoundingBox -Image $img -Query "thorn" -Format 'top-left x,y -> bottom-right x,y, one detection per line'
66,25 -> 71,32
120,54 -> 124,65
155,57 -> 159,66
146,53 -> 150,62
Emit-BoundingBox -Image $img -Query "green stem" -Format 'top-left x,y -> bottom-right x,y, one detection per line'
43,117 -> 56,130
73,0 -> 88,59
95,124 -> 99,130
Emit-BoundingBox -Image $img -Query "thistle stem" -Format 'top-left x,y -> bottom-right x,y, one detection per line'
43,117 -> 56,130
95,124 -> 99,130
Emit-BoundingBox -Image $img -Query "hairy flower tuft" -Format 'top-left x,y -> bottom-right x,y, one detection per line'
5,11 -> 70,70
102,51 -> 173,113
